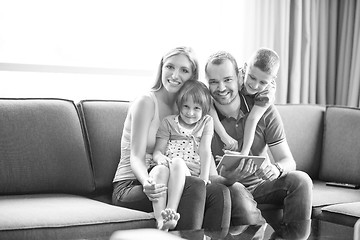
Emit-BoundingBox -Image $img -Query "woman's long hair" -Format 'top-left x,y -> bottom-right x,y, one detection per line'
151,46 -> 199,91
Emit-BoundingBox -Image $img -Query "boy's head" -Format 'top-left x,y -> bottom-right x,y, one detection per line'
242,48 -> 280,95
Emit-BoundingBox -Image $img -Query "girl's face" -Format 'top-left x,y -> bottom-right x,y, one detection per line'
161,54 -> 193,94
179,97 -> 203,128
243,65 -> 273,95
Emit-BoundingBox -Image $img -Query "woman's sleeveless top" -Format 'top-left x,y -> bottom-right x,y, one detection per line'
113,92 -> 160,182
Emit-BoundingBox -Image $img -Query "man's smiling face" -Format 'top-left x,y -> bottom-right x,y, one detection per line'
206,59 -> 240,105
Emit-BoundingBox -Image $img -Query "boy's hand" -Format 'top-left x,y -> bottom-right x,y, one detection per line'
222,136 -> 238,151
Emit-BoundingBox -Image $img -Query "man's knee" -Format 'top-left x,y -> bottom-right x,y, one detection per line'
285,171 -> 313,195
228,183 -> 265,225
286,171 -> 312,186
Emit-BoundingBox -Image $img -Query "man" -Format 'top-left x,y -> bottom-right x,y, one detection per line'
205,50 -> 313,228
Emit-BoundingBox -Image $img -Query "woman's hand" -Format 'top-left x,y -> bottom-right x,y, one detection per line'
142,177 -> 167,202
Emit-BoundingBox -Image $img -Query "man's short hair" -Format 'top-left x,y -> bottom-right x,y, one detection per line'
205,51 -> 239,77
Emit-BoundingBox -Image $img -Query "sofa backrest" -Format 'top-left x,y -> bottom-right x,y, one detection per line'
276,104 -> 325,179
78,100 -> 129,195
0,98 -> 94,195
319,106 -> 360,184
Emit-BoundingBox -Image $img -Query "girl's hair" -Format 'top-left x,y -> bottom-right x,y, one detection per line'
176,81 -> 212,117
151,46 -> 199,91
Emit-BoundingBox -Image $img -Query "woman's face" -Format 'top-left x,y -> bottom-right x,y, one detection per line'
161,54 -> 194,93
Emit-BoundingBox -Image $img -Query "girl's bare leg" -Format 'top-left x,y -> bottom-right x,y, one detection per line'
160,157 -> 188,230
149,165 -> 170,230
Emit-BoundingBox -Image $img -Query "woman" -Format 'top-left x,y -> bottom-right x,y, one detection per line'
112,46 -> 230,230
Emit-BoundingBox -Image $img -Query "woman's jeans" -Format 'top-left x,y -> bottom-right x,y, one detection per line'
229,170 -> 313,225
113,176 -> 231,230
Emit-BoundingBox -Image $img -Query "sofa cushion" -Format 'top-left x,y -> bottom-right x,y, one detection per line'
322,202 -> 360,218
0,194 -> 155,239
312,180 -> 360,207
320,202 -> 360,227
319,106 -> 360,184
0,99 -> 94,194
276,104 -> 325,179
78,100 -> 129,193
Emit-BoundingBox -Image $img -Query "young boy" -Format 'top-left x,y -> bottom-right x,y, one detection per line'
211,48 -> 279,156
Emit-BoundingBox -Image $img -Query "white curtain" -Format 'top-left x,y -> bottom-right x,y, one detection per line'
242,0 -> 360,107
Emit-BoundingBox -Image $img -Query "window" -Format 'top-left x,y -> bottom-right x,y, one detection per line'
0,0 -> 250,101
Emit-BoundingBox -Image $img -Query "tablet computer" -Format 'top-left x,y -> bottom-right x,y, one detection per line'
216,153 -> 266,171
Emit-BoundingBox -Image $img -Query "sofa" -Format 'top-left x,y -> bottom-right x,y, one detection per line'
0,99 -> 155,240
1,98 -> 359,239
270,104 -> 360,227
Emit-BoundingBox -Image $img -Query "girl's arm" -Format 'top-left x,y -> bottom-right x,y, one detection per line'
198,117 -> 214,184
153,136 -> 170,166
129,95 -> 155,185
241,105 -> 268,155
209,104 -> 238,151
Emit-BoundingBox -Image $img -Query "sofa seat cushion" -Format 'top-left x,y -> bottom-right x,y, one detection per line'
312,180 -> 360,207
0,194 -> 155,231
322,202 -> 360,218
320,202 -> 360,227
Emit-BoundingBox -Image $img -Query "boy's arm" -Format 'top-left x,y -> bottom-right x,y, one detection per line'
209,104 -> 238,151
241,104 -> 268,155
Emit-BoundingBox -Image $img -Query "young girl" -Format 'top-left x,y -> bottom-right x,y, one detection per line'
152,80 -> 214,230
211,48 -> 279,156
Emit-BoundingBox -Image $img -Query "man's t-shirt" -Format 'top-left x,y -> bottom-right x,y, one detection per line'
212,92 -> 286,191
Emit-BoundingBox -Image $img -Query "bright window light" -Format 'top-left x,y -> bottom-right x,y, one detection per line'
0,0 -> 250,101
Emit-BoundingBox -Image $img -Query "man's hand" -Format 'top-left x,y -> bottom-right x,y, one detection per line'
142,177 -> 167,202
255,164 -> 279,181
218,158 -> 257,184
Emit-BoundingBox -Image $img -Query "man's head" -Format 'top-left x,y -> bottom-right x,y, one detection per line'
205,51 -> 240,105
243,48 -> 280,95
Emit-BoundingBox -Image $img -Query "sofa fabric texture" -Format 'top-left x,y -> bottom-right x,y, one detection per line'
77,100 -> 129,196
320,106 -> 360,184
0,99 -> 155,240
0,99 -> 94,195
